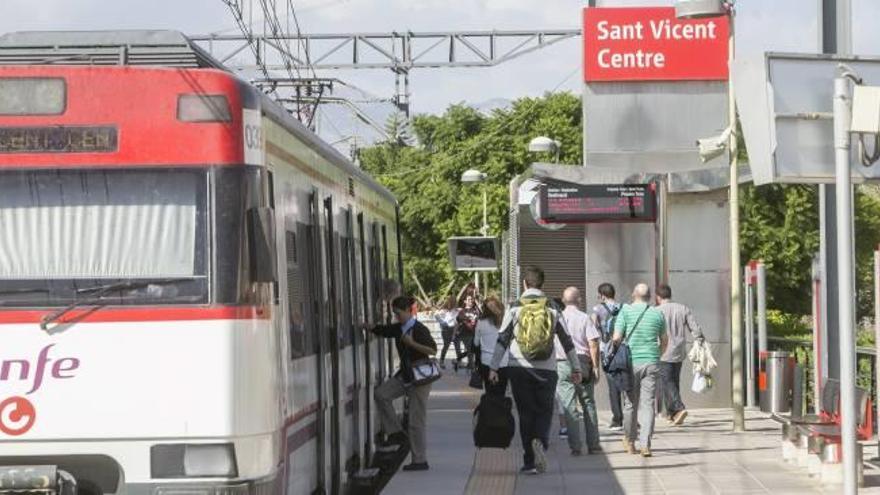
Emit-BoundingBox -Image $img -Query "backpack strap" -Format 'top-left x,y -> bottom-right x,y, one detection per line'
496,302 -> 521,350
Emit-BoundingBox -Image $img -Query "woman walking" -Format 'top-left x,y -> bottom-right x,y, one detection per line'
475,295 -> 508,395
435,296 -> 461,370
457,293 -> 481,371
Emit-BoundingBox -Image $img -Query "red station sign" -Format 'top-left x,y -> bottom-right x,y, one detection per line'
583,7 -> 729,82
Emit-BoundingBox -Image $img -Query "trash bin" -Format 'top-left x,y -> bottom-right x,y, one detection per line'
758,351 -> 795,413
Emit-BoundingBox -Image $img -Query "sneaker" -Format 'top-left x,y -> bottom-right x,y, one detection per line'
608,423 -> 623,431
640,447 -> 652,457
519,465 -> 538,475
402,462 -> 429,471
532,439 -> 547,473
588,446 -> 603,455
559,427 -> 568,438
622,438 -> 636,455
672,410 -> 688,426
439,360 -> 447,370
571,449 -> 583,457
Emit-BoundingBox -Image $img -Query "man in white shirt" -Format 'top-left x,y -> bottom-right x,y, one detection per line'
555,287 -> 602,455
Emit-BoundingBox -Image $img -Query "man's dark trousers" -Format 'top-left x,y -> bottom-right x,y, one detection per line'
659,361 -> 685,417
607,372 -> 624,425
507,367 -> 558,467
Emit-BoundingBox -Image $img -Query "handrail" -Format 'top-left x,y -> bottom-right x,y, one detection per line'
766,336 -> 876,357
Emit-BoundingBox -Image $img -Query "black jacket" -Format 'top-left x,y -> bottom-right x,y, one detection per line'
371,320 -> 437,383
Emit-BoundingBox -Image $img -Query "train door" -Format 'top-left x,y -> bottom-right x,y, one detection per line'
308,192 -> 328,495
381,225 -> 394,376
343,209 -> 362,473
357,213 -> 374,461
370,222 -> 387,382
322,196 -> 342,495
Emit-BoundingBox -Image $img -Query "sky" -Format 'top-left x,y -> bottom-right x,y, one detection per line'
1,0 -> 878,143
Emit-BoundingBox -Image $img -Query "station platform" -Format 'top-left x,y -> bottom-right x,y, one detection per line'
383,370 -> 880,495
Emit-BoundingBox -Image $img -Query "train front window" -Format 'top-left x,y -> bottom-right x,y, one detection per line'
0,168 -> 208,307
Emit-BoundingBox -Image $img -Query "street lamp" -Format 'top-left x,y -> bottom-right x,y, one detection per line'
528,136 -> 561,163
675,0 -> 745,432
461,169 -> 489,237
461,169 -> 490,291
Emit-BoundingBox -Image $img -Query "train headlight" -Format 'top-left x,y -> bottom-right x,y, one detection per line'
151,443 -> 238,479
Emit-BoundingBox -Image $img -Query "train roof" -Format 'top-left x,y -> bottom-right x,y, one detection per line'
0,29 -> 397,205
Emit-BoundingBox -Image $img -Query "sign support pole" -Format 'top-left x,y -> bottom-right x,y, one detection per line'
744,264 -> 755,408
833,73 -> 857,495
874,248 -> 880,450
726,9 -> 745,433
756,262 -> 768,355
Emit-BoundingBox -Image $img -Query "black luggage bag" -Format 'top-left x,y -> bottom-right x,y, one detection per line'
473,393 -> 515,449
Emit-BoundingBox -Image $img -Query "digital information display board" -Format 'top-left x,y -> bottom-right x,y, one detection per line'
447,236 -> 500,272
0,126 -> 118,153
538,183 -> 657,224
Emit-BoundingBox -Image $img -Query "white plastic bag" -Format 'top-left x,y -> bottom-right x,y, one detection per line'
691,372 -> 709,394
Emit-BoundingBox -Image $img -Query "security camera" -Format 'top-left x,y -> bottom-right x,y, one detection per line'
696,127 -> 732,163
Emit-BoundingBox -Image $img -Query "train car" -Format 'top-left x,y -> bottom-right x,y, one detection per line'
0,31 -> 401,495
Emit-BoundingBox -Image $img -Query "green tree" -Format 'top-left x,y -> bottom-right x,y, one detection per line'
739,183 -> 880,321
359,93 -> 583,301
360,92 -> 880,320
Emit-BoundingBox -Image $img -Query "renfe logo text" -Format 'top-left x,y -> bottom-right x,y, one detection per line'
0,345 -> 80,394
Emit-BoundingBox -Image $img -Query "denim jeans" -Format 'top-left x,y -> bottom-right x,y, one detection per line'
659,360 -> 685,417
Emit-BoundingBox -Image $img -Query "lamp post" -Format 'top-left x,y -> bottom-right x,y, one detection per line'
528,136 -> 562,164
462,169 -> 489,291
675,0 -> 745,432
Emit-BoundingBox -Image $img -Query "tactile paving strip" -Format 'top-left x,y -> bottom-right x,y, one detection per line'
464,447 -> 519,495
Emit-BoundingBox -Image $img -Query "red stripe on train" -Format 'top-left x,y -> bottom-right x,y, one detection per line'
0,305 -> 270,324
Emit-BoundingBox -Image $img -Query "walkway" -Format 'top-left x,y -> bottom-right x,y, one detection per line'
384,370 -> 880,495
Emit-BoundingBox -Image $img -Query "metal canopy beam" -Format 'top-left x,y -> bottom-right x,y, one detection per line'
190,29 -> 581,71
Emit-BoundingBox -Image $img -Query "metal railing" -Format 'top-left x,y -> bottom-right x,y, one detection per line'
765,336 -> 877,414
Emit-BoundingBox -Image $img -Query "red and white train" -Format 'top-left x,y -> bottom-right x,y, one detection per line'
0,30 -> 401,495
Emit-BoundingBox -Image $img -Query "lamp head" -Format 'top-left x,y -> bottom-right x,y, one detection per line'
528,136 -> 561,154
461,169 -> 487,183
674,0 -> 727,19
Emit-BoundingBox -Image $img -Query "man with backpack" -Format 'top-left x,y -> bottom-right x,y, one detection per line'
488,266 -> 583,475
591,283 -> 623,430
613,283 -> 667,457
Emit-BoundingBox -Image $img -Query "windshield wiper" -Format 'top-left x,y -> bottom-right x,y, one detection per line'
0,288 -> 50,306
39,278 -> 192,331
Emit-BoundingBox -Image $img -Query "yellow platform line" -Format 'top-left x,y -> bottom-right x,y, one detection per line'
464,447 -> 519,495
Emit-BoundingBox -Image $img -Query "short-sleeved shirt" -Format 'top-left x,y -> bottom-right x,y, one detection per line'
613,302 -> 666,367
555,305 -> 600,359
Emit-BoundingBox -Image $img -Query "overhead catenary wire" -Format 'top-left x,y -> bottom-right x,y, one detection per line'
220,0 -> 273,87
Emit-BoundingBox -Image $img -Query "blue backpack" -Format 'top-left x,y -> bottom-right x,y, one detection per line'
599,302 -> 621,342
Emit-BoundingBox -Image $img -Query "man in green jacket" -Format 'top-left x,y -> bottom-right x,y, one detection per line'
613,283 -> 667,457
